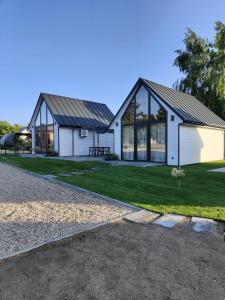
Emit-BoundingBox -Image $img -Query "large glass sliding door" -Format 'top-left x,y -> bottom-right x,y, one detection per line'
122,126 -> 134,160
137,126 -> 147,161
121,85 -> 167,163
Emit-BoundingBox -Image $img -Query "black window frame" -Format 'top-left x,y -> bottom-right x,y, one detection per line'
121,85 -> 167,163
34,101 -> 55,153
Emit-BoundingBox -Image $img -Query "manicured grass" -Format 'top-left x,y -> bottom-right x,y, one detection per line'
1,155 -> 225,221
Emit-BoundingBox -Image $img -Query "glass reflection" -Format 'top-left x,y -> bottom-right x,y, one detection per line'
122,126 -> 134,160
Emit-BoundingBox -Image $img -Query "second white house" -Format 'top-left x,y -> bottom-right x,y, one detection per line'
109,78 -> 225,165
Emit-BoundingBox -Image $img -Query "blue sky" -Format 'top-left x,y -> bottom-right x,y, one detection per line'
0,0 -> 225,125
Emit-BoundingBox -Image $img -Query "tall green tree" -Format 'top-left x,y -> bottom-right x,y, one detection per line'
0,121 -> 21,136
174,21 -> 225,119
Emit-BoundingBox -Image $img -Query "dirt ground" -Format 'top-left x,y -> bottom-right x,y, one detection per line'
0,220 -> 225,300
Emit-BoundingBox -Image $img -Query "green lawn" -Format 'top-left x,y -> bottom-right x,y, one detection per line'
1,155 -> 225,221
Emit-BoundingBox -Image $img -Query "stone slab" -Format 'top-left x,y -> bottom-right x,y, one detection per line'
152,214 -> 187,228
70,171 -> 85,175
124,210 -> 160,224
191,217 -> 215,233
42,174 -> 57,179
209,167 -> 225,173
58,173 -> 72,177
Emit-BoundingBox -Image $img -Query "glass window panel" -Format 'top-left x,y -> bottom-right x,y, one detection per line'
40,127 -> 47,153
122,100 -> 134,125
40,102 -> 47,126
47,108 -> 53,125
47,125 -> 54,151
35,111 -> 41,127
35,128 -> 41,153
122,126 -> 134,160
151,123 -> 166,162
136,86 -> 148,121
150,97 -> 166,122
137,126 -> 147,160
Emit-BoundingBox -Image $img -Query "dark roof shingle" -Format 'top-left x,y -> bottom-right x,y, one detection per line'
41,93 -> 114,129
142,78 -> 225,129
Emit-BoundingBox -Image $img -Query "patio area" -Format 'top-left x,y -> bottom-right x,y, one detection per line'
19,154 -> 163,167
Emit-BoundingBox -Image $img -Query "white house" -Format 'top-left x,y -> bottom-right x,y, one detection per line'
109,78 -> 225,165
28,93 -> 114,156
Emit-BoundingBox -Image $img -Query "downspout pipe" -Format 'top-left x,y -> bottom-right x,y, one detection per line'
178,123 -> 182,167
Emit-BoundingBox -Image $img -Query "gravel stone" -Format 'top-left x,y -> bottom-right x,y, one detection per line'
0,163 -> 133,258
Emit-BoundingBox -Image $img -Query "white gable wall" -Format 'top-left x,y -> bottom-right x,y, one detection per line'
180,125 -> 224,165
54,123 -> 59,153
110,83 -> 183,165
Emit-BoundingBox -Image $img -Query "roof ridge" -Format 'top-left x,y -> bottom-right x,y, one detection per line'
40,92 -> 107,106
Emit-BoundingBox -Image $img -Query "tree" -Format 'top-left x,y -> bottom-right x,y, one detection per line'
174,21 -> 225,119
0,121 -> 22,136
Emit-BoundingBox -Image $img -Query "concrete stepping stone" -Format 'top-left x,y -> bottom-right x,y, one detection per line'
42,174 -> 57,179
191,217 -> 215,233
70,171 -> 85,175
124,210 -> 160,224
152,214 -> 187,228
58,173 -> 72,177
209,167 -> 225,173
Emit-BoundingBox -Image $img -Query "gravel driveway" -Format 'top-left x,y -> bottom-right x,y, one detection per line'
0,163 -> 133,259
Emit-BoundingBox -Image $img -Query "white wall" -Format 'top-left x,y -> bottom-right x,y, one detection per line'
110,83 -> 183,164
59,128 -> 73,156
73,129 -> 95,156
180,125 -> 224,165
57,128 -> 114,157
54,123 -> 59,153
97,132 -> 114,153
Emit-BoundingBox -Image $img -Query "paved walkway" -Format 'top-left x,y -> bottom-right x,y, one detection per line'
124,210 -> 224,237
209,167 -> 225,173
0,163 -> 134,259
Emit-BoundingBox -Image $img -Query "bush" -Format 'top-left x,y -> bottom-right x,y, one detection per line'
105,153 -> 119,161
45,150 -> 58,157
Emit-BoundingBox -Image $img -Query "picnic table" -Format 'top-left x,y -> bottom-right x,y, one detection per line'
89,147 -> 110,157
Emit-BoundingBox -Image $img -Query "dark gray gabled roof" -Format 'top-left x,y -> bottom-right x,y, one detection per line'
39,93 -> 114,129
142,78 -> 225,129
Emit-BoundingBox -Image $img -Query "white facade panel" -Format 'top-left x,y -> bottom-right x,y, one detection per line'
97,133 -> 114,153
73,130 -> 95,156
54,123 -> 59,153
59,128 -> 73,156
180,125 -> 224,165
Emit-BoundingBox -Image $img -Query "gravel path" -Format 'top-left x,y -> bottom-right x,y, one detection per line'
0,163 -> 133,259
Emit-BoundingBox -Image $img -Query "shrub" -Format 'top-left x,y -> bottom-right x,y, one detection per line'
105,153 -> 119,161
45,150 -> 58,157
